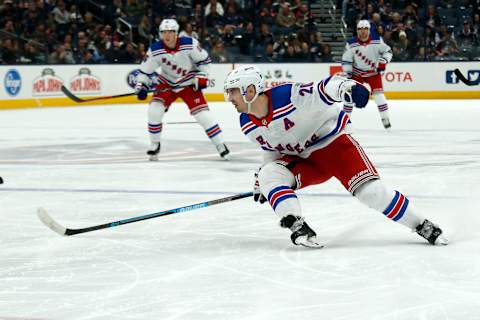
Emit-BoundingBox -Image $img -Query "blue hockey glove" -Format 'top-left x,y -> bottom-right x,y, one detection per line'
341,81 -> 370,109
135,82 -> 149,100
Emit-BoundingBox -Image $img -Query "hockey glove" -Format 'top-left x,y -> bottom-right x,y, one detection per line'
135,82 -> 149,100
193,75 -> 209,91
377,58 -> 387,73
340,80 -> 370,109
253,170 -> 267,204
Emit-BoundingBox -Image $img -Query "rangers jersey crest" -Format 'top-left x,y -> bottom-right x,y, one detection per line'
342,34 -> 392,77
138,36 -> 211,88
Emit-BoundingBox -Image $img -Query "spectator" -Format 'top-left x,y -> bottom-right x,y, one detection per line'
458,20 -> 477,48
205,3 -> 224,30
276,3 -> 296,32
124,42 -> 139,63
1,38 -> 17,64
138,15 -> 152,43
48,44 -> 75,64
238,21 -> 254,55
205,0 -> 224,17
224,2 -> 242,26
421,5 -> 441,28
80,49 -> 95,64
435,28 -> 459,59
282,44 -> 298,62
51,1 -> 70,30
210,40 -> 230,62
105,40 -> 128,63
2,19 -> 15,34
256,42 -> 277,62
402,4 -> 418,24
320,43 -> 333,62
222,24 -> 236,46
300,41 -> 311,61
255,23 -> 275,48
392,30 -> 412,61
473,14 -> 480,35
179,22 -> 199,40
19,41 -> 46,64
258,0 -> 277,27
122,0 -> 144,26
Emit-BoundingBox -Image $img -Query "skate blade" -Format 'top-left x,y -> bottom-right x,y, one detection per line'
149,155 -> 159,161
435,235 -> 449,246
295,236 -> 324,249
221,153 -> 231,161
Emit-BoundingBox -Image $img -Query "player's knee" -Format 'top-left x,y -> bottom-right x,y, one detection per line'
258,162 -> 295,194
148,101 -> 166,119
354,179 -> 393,211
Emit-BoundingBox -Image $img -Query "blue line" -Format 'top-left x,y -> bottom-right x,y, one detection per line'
0,187 -> 459,199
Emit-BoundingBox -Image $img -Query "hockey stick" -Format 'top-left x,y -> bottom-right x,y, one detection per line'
61,85 -> 157,103
37,192 -> 253,236
454,69 -> 478,86
61,71 -> 202,103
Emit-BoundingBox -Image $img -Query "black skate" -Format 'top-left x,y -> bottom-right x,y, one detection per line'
415,219 -> 448,245
216,143 -> 231,160
146,142 -> 161,161
280,215 -> 323,248
381,118 -> 392,129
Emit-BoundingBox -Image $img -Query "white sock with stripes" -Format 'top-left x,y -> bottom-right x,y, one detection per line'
373,93 -> 389,120
148,101 -> 166,143
258,162 -> 303,219
193,110 -> 224,145
355,179 -> 423,229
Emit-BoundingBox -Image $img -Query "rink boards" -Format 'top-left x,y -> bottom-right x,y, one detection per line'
0,62 -> 479,109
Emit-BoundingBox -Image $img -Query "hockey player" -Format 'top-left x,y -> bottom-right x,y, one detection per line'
135,19 -> 230,161
224,65 -> 448,248
342,20 -> 393,129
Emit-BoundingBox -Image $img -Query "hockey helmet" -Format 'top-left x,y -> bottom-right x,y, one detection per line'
224,65 -> 265,111
159,19 -> 179,34
357,20 -> 371,29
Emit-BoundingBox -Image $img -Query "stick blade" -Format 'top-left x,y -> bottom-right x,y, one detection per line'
37,207 -> 67,236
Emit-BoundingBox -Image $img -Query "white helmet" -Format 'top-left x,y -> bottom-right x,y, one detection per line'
224,65 -> 264,113
357,20 -> 371,29
159,19 -> 179,35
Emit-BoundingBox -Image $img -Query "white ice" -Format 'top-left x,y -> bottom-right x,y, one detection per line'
0,100 -> 480,320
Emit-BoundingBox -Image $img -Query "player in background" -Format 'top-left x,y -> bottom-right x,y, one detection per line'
224,65 -> 448,248
342,20 -> 393,129
135,19 -> 230,161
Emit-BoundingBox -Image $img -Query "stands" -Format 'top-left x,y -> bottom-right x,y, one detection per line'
1,0 -> 479,65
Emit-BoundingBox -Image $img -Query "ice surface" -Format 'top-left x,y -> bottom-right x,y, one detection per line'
1,100 -> 480,320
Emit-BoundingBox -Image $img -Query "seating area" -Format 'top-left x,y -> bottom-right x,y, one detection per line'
1,0 -> 479,65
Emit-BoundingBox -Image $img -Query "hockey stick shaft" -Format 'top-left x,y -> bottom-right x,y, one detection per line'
61,85 -> 157,103
454,69 -> 477,86
38,192 -> 253,236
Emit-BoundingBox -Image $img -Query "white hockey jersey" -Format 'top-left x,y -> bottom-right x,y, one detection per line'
342,34 -> 392,78
240,76 -> 352,165
137,36 -> 211,88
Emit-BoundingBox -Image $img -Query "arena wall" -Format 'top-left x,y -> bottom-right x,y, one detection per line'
1,62 -> 479,110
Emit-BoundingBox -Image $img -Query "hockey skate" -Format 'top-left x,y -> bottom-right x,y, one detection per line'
381,118 -> 392,129
415,219 -> 449,245
216,143 -> 231,160
146,142 -> 161,161
280,215 -> 324,248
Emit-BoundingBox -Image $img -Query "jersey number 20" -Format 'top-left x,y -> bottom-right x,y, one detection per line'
298,82 -> 314,96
